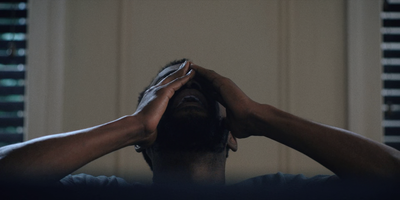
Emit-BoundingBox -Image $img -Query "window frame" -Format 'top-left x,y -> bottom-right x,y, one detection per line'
25,0 -> 66,140
347,0 -> 383,143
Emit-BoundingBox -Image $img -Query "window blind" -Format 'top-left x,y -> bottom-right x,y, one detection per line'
0,0 -> 27,147
382,0 -> 400,150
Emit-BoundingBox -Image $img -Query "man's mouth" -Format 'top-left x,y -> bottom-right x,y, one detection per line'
171,89 -> 208,111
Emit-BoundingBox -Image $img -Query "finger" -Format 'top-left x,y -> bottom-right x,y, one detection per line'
189,63 -> 229,106
162,69 -> 195,98
157,61 -> 190,86
142,70 -> 195,115
189,63 -> 227,93
191,63 -> 250,109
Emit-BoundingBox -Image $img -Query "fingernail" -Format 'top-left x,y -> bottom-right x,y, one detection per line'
186,69 -> 193,75
179,61 -> 187,69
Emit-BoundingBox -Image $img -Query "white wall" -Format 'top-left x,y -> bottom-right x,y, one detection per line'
27,0 -> 381,184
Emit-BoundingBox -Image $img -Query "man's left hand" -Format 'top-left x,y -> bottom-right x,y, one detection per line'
190,63 -> 260,138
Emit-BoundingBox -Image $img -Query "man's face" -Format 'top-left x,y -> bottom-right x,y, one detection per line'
149,63 -> 227,153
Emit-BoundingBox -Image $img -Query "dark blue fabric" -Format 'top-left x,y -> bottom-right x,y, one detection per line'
233,172 -> 337,187
60,173 -> 133,188
57,173 -> 397,199
60,172 -> 337,188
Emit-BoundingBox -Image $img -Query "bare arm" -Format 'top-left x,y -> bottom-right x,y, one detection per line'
252,104 -> 400,180
0,61 -> 194,184
191,63 -> 400,181
0,116 -> 142,184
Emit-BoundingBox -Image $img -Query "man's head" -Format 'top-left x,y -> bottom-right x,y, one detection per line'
137,59 -> 235,170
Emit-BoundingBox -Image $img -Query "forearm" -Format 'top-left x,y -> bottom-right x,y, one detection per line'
251,104 -> 400,180
0,115 -> 143,184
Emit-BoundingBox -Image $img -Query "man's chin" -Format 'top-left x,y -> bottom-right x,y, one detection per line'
154,106 -> 225,153
171,106 -> 209,119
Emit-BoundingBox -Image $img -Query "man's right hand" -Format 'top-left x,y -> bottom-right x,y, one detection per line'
133,61 -> 195,151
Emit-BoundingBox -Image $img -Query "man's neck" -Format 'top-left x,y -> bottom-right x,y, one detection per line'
151,151 -> 226,185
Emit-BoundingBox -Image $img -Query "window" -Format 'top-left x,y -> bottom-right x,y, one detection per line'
0,0 -> 27,147
382,0 -> 400,150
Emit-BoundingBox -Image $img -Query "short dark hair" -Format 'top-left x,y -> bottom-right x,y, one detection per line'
138,59 -> 188,171
137,59 -> 189,106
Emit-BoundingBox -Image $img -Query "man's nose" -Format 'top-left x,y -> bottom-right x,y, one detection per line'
185,80 -> 202,90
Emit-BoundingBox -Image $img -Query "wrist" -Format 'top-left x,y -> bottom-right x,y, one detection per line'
125,114 -> 157,149
109,115 -> 145,147
248,103 -> 279,137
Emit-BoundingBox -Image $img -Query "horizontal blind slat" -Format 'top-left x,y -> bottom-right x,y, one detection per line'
384,80 -> 400,88
386,142 -> 400,150
385,127 -> 400,136
0,56 -> 25,64
385,111 -> 400,119
0,25 -> 26,33
0,86 -> 24,95
0,41 -> 25,48
384,50 -> 400,58
384,3 -> 400,12
0,71 -> 24,79
0,10 -> 26,18
383,34 -> 400,42
384,96 -> 400,104
0,133 -> 22,143
384,19 -> 400,27
0,117 -> 23,127
0,102 -> 23,111
0,0 -> 27,3
384,65 -> 400,73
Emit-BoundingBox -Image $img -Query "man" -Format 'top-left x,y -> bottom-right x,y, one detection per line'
0,59 -> 399,197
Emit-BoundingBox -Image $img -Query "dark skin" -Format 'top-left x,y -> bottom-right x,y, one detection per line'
0,62 -> 195,184
190,63 -> 400,181
138,61 -> 237,185
0,61 -> 399,185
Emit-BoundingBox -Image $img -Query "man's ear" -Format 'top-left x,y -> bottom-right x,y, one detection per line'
227,131 -> 238,152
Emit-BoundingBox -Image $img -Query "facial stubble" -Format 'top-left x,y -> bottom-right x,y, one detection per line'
153,103 -> 227,153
